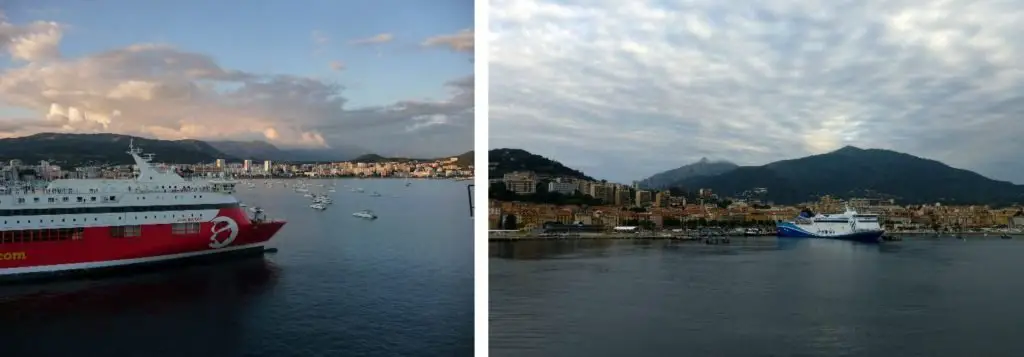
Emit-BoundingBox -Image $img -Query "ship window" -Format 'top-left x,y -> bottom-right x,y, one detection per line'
125,225 -> 141,237
91,197 -> 96,202
171,223 -> 200,235
109,225 -> 139,238
63,197 -> 68,202
109,196 -> 115,201
16,198 -> 24,203
48,197 -> 55,203
33,197 -> 39,203
77,197 -> 83,202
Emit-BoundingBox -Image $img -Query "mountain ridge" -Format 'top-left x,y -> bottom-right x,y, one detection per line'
676,146 -> 1024,205
351,150 -> 474,167
640,157 -> 739,189
0,133 -> 232,165
206,140 -> 366,162
488,148 -> 594,181
0,133 -> 468,166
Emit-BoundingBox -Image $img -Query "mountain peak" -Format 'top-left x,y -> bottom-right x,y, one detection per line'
638,157 -> 739,189
678,146 -> 1024,205
834,145 -> 863,153
488,148 -> 594,181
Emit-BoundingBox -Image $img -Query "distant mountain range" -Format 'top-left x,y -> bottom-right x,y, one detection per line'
0,133 -> 466,167
493,146 -> 1024,206
488,148 -> 594,181
676,146 -> 1024,205
206,140 -> 366,162
352,150 -> 475,168
0,133 -> 227,166
638,158 -> 738,189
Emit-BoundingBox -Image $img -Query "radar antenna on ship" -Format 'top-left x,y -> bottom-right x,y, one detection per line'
127,138 -> 143,156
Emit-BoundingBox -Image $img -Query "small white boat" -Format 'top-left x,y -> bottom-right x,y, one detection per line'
369,192 -> 382,197
352,210 -> 377,219
310,203 -> 327,210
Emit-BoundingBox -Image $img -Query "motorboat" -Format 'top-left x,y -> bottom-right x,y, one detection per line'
352,210 -> 377,219
310,203 -> 327,210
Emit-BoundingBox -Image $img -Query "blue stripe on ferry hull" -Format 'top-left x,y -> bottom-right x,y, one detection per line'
776,222 -> 884,244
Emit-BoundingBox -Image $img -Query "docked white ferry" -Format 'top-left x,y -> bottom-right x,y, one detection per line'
0,141 -> 287,279
776,206 -> 885,243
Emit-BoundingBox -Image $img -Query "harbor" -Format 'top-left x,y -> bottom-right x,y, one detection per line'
489,230 -> 1017,242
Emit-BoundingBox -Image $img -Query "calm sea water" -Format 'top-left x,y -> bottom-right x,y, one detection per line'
0,179 -> 475,357
491,237 -> 1024,357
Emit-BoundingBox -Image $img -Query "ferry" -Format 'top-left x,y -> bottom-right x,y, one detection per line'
0,141 -> 287,280
776,206 -> 884,243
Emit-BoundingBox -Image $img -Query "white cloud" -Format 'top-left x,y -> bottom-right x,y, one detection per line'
0,13 -> 473,157
423,29 -> 474,53
350,33 -> 394,45
490,0 -> 1024,183
0,15 -> 62,62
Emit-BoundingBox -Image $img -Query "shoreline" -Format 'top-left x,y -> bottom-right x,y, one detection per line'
489,231 -> 1016,242
232,176 -> 471,181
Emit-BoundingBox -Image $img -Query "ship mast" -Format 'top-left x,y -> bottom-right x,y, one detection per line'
127,138 -> 185,183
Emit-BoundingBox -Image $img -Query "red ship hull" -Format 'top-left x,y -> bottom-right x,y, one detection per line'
0,207 -> 285,280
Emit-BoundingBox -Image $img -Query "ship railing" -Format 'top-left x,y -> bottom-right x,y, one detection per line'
0,185 -> 223,196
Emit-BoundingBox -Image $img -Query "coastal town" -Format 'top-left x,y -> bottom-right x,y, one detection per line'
489,170 -> 1024,236
0,156 -> 474,182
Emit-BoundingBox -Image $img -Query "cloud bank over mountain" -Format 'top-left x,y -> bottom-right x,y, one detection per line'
0,10 -> 473,158
489,0 -> 1024,183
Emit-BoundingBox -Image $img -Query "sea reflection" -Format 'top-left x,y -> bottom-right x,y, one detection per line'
0,256 -> 279,319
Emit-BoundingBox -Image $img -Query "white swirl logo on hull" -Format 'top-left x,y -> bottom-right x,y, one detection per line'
209,216 -> 239,249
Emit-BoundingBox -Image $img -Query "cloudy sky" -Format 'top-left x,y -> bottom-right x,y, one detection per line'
489,0 -> 1024,184
0,0 -> 473,157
